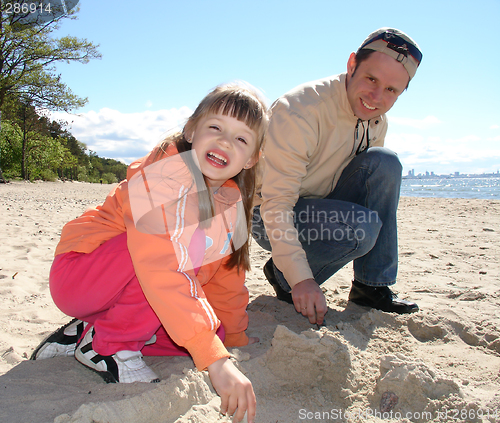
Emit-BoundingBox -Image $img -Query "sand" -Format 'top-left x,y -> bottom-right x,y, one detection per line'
1,180 -> 499,423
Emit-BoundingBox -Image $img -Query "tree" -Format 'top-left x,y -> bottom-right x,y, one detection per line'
1,99 -> 58,179
0,1 -> 101,181
14,100 -> 53,179
0,119 -> 22,175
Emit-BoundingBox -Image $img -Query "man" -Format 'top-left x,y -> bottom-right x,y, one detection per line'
252,28 -> 422,325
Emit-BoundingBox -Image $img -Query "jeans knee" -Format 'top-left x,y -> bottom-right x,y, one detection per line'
355,219 -> 382,256
369,147 -> 402,179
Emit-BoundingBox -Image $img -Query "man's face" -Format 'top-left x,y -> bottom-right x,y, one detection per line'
345,51 -> 409,121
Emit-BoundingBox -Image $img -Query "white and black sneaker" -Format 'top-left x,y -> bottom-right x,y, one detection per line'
30,318 -> 87,360
74,326 -> 160,384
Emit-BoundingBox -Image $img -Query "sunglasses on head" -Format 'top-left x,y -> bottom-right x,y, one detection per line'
360,32 -> 422,64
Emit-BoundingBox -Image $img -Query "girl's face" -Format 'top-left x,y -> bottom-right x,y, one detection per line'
187,113 -> 259,188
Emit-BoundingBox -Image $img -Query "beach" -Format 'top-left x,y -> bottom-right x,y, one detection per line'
1,180 -> 499,423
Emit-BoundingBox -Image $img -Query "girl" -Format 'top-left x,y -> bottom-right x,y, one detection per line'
31,82 -> 269,423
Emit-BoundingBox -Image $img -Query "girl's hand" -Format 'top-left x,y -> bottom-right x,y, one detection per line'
207,357 -> 256,423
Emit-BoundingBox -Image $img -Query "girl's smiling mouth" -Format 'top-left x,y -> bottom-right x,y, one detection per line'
207,151 -> 229,167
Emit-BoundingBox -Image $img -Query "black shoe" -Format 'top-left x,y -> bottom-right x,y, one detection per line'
348,279 -> 418,314
263,258 -> 293,304
75,327 -> 160,384
30,318 -> 86,360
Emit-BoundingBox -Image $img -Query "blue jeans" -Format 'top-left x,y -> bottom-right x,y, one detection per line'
252,147 -> 401,290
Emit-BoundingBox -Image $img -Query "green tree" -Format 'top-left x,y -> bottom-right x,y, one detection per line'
11,100 -> 46,178
0,119 -> 22,177
101,172 -> 118,184
0,98 -> 87,180
50,119 -> 87,159
59,147 -> 78,180
0,2 -> 101,181
25,131 -> 58,180
108,162 -> 127,181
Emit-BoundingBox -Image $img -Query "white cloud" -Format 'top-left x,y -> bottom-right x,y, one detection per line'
387,115 -> 441,129
490,124 -> 500,129
51,107 -> 193,163
447,134 -> 482,144
386,132 -> 500,174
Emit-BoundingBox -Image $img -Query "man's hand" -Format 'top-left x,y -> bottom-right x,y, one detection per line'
291,278 -> 328,325
208,357 -> 256,423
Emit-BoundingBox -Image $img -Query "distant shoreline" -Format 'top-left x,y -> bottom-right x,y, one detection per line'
403,173 -> 500,180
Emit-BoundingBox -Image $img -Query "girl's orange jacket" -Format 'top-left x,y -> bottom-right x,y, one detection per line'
55,144 -> 250,370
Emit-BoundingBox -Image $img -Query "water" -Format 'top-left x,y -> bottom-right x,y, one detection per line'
400,177 -> 500,200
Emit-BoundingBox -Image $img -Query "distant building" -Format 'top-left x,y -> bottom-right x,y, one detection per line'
403,169 -> 500,179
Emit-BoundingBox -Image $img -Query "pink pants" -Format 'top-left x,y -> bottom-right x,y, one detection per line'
49,232 -> 224,356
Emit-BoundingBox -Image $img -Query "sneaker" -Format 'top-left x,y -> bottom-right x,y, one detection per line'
348,279 -> 419,314
263,258 -> 293,304
30,318 -> 86,360
74,326 -> 160,384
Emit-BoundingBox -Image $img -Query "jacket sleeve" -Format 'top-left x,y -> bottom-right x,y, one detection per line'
260,99 -> 318,287
202,257 -> 250,348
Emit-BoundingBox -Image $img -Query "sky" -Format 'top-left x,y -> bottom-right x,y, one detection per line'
50,0 -> 500,176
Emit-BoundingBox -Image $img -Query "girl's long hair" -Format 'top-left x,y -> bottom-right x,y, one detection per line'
154,82 -> 269,271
